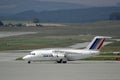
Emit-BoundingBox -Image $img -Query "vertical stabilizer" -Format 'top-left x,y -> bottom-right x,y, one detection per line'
86,36 -> 111,50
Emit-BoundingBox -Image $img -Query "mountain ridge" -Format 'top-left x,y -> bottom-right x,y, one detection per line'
1,6 -> 120,23
0,1 -> 88,15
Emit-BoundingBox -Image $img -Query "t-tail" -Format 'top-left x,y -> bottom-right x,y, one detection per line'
86,36 -> 111,51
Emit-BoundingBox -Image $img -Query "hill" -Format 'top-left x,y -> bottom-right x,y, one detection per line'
0,1 -> 85,15
2,7 -> 120,23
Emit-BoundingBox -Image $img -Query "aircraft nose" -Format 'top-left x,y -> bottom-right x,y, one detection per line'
23,55 -> 32,60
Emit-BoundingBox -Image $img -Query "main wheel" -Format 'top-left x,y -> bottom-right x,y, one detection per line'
62,61 -> 67,63
56,59 -> 62,63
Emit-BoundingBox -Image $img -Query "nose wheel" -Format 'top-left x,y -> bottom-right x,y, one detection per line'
28,61 -> 31,64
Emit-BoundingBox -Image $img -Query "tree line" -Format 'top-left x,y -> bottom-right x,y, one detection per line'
0,18 -> 41,27
109,12 -> 120,20
0,12 -> 120,27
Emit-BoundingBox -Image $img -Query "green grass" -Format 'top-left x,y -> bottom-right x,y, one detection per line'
3,20 -> 27,25
0,20 -> 120,51
16,57 -> 23,60
0,36 -> 84,50
101,41 -> 120,52
81,56 -> 117,61
0,35 -> 119,51
100,52 -> 120,57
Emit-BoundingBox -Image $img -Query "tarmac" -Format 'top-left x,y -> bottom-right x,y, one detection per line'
0,60 -> 120,80
0,50 -> 120,80
0,32 -> 37,38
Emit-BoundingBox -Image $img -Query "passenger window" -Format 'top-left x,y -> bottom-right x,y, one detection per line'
43,54 -> 48,57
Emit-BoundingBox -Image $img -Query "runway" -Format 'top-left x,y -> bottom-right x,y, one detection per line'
0,50 -> 120,80
0,50 -> 29,61
0,61 -> 120,80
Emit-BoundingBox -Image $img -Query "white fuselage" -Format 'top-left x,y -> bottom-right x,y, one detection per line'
23,48 -> 100,62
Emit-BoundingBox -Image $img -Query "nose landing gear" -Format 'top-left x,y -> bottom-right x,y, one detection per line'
28,61 -> 31,64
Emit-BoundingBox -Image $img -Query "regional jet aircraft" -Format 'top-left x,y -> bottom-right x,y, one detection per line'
23,36 -> 111,64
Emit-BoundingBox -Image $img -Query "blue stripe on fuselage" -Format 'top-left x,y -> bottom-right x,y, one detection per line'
90,38 -> 101,49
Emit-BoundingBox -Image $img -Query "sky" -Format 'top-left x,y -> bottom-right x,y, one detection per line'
0,0 -> 120,8
1,0 -> 120,5
39,0 -> 120,6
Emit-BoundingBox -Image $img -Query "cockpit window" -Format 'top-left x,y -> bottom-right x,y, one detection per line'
31,53 -> 35,55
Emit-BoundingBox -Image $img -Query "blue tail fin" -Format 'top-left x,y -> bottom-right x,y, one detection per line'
86,36 -> 111,50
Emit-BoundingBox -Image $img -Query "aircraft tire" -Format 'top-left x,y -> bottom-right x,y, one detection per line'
28,61 -> 31,64
56,59 -> 62,63
62,61 -> 67,63
56,59 -> 67,63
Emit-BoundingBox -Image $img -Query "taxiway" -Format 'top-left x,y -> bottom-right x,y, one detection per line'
0,61 -> 120,80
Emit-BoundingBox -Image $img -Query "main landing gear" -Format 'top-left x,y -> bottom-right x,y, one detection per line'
56,59 -> 67,63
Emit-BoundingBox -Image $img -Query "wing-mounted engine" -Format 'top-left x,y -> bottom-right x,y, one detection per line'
53,50 -> 67,63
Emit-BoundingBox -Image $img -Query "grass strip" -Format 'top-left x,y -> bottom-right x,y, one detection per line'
81,56 -> 117,61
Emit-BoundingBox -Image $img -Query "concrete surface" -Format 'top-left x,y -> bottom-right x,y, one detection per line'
0,61 -> 120,80
0,50 -> 30,61
0,50 -> 120,80
0,32 -> 37,38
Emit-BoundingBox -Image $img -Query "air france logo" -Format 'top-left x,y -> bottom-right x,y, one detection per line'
42,54 -> 53,57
